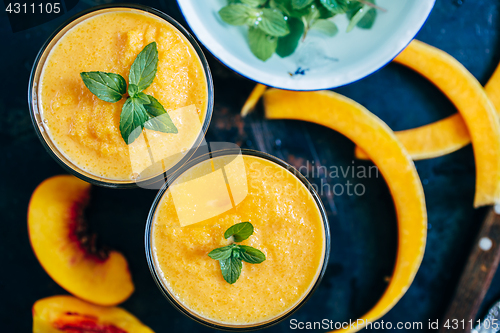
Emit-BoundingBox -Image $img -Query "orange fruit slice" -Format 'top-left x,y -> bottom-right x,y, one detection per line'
33,295 -> 154,333
28,175 -> 134,306
354,40 -> 500,207
264,89 -> 427,333
241,83 -> 267,117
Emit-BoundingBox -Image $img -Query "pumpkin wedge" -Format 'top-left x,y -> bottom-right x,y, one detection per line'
356,61 -> 500,161
354,40 -> 500,207
264,89 -> 427,333
485,62 -> 500,112
355,113 -> 470,160
241,83 -> 267,117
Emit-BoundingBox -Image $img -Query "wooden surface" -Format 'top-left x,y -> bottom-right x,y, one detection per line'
440,208 -> 500,333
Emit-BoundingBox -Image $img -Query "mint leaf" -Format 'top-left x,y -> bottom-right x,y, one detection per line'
248,27 -> 278,61
220,256 -> 242,284
239,245 -> 266,264
129,42 -> 158,92
311,19 -> 338,36
346,0 -> 377,30
269,0 -> 291,16
128,84 -> 140,97
135,92 -> 150,104
219,4 -> 255,26
258,8 -> 290,37
224,222 -> 254,242
315,0 -> 335,18
319,0 -> 349,14
346,4 -> 371,32
119,97 -> 149,144
143,96 -> 178,134
276,17 -> 304,58
208,245 -> 234,260
292,0 -> 314,10
303,4 -> 321,23
240,0 -> 267,7
356,7 -> 377,29
142,95 -> 167,117
80,72 -> 126,103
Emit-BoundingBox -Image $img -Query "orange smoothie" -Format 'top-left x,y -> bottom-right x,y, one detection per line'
39,9 -> 208,181
151,154 -> 327,325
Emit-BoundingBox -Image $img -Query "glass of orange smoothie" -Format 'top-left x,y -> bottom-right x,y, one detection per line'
145,148 -> 330,330
29,5 -> 213,188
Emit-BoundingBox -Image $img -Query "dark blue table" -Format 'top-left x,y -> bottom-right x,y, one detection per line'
1,0 -> 499,331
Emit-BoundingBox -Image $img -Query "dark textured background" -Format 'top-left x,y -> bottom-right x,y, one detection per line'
0,0 -> 499,331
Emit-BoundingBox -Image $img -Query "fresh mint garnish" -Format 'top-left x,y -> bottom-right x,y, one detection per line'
311,18 -> 338,36
128,41 -> 159,92
320,0 -> 349,14
248,27 -> 278,61
258,8 -> 290,37
220,256 -> 243,284
208,244 -> 235,260
218,0 -> 384,61
240,0 -> 268,6
219,4 -> 257,26
119,97 -> 149,144
143,95 -> 178,134
276,17 -> 304,57
224,221 -> 254,242
238,245 -> 266,263
208,222 -> 266,284
292,0 -> 314,10
347,0 -> 377,30
80,42 -> 178,145
80,72 -> 126,103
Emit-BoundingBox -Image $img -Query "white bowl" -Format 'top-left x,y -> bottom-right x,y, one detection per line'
177,0 -> 435,90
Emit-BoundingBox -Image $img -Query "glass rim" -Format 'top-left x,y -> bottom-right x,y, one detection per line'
28,4 -> 214,189
144,148 -> 331,331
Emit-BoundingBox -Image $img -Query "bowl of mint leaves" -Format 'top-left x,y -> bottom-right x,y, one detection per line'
177,0 -> 435,90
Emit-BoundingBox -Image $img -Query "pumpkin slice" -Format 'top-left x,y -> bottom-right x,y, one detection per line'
356,58 -> 500,162
264,89 -> 427,333
241,83 -> 267,117
485,62 -> 500,112
354,40 -> 500,207
355,113 -> 470,160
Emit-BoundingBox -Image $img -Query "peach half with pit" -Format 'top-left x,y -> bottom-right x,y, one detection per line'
28,175 -> 134,306
33,295 -> 153,333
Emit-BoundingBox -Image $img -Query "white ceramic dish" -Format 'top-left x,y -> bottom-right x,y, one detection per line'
177,0 -> 435,90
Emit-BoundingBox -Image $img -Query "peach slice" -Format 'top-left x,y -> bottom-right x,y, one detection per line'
28,175 -> 134,306
263,89 -> 427,333
33,295 -> 153,333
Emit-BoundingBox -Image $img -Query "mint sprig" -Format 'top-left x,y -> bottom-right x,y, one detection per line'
208,222 -> 266,284
218,0 -> 383,61
80,42 -> 177,145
